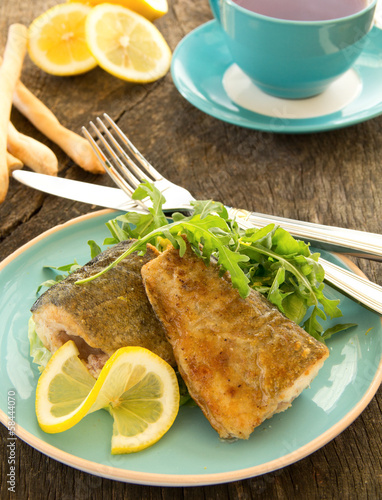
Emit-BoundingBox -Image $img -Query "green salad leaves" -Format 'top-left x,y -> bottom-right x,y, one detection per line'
28,317 -> 51,371
77,181 -> 355,343
36,261 -> 81,293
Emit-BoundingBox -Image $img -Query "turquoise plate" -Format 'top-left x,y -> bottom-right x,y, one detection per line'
0,210 -> 381,486
171,21 -> 382,133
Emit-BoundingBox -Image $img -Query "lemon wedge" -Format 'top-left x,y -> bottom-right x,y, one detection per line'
85,3 -> 172,83
69,0 -> 168,22
35,340 -> 97,432
28,3 -> 98,76
36,341 -> 180,453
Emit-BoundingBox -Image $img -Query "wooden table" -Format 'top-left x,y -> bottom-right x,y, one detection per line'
1,0 -> 381,498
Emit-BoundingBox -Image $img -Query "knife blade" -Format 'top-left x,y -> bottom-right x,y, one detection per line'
13,170 -> 139,211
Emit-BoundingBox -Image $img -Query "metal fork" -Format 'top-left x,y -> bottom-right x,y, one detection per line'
82,114 -> 382,315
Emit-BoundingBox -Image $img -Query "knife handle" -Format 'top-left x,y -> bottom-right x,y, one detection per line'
228,207 -> 382,262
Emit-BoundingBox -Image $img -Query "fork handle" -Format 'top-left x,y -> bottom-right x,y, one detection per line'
228,208 -> 382,261
319,258 -> 382,315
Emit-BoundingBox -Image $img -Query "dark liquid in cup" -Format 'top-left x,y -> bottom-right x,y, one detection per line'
233,0 -> 368,21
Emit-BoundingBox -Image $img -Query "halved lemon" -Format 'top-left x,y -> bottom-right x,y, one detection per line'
69,0 -> 168,22
28,3 -> 98,76
35,341 -> 180,453
85,3 -> 172,83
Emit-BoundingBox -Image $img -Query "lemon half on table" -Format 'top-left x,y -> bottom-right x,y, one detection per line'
28,3 -> 97,76
35,340 -> 180,454
85,3 -> 172,83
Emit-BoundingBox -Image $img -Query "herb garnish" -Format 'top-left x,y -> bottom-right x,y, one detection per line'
36,261 -> 81,293
76,181 -> 355,343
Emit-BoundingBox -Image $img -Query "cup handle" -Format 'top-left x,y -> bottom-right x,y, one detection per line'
209,0 -> 221,23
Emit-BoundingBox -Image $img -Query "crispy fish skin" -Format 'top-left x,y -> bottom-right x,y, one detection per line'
141,244 -> 329,440
31,241 -> 176,376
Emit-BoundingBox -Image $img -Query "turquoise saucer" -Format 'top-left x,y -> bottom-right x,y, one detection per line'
171,21 -> 382,133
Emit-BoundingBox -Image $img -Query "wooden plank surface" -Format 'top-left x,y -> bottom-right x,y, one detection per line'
1,0 -> 381,498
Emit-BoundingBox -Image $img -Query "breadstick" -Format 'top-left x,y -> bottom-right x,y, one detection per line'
7,151 -> 23,173
0,24 -> 27,203
11,79 -> 104,174
7,122 -> 58,175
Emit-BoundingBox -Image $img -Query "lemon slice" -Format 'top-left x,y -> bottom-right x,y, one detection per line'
28,3 -> 98,76
36,341 -> 180,453
69,0 -> 168,22
35,340 -> 97,432
85,3 -> 172,83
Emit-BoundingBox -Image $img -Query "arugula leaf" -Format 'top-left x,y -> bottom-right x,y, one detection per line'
191,199 -> 229,219
267,267 -> 291,313
314,283 -> 342,319
88,240 -> 102,259
103,181 -> 170,246
130,180 -> 168,233
303,306 -> 327,341
43,261 -> 81,273
104,217 -> 132,245
37,260 -> 80,293
321,322 -> 357,342
282,292 -> 308,325
36,276 -> 65,293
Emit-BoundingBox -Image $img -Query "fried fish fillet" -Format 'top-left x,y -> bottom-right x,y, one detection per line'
31,241 -> 175,376
141,243 -> 329,440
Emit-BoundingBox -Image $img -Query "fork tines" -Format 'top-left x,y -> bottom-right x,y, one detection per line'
82,113 -> 161,198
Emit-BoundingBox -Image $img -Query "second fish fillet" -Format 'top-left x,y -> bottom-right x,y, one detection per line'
141,243 -> 330,440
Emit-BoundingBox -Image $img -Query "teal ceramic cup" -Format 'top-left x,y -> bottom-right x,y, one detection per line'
209,0 -> 377,99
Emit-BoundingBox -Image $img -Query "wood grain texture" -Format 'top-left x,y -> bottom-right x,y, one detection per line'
1,0 -> 381,498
